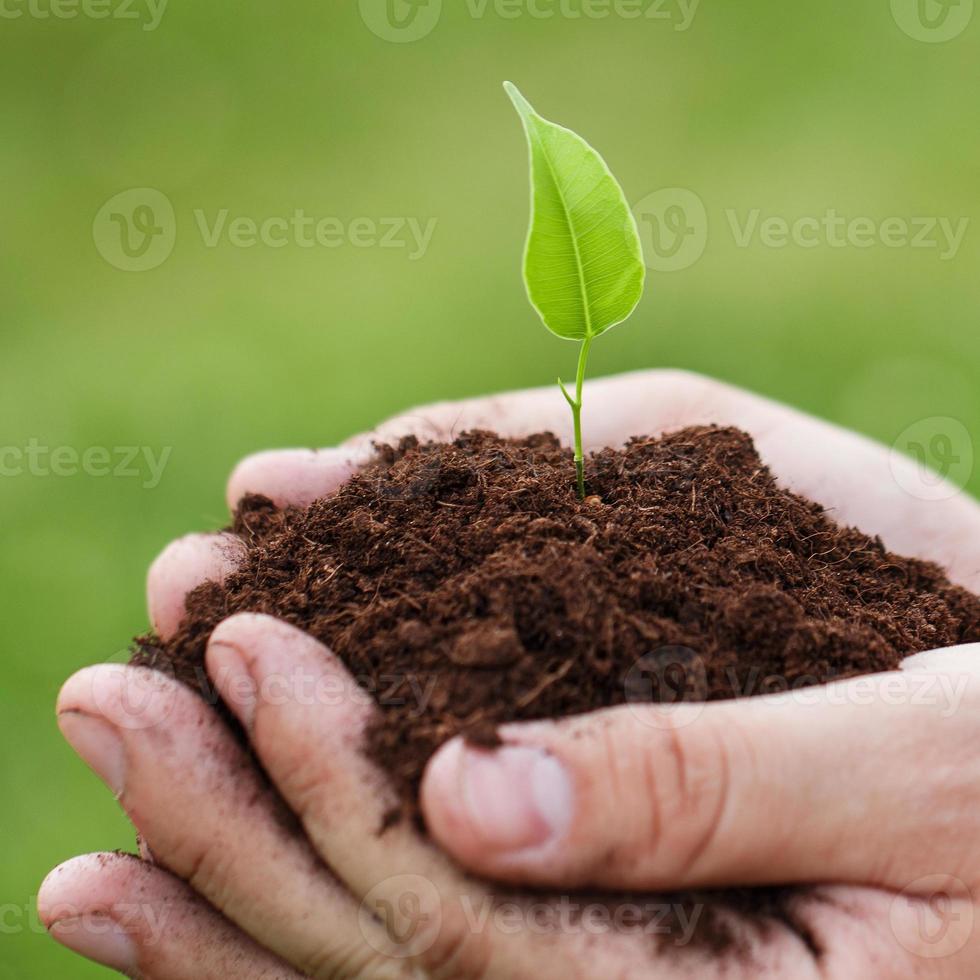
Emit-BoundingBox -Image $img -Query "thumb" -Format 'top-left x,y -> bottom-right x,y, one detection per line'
421,650 -> 980,892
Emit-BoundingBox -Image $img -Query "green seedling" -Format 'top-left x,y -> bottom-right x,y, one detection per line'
505,81 -> 645,499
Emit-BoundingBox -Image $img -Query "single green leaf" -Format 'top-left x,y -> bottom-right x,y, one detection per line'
505,81 -> 645,342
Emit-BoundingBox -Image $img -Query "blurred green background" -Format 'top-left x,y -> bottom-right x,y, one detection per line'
1,0 -> 977,974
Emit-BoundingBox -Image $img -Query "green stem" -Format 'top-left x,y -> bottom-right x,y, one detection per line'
558,337 -> 593,500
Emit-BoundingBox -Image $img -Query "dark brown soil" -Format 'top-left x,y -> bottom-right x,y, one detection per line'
133,426 -> 980,954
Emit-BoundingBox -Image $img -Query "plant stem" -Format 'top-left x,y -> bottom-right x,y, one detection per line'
559,337 -> 594,500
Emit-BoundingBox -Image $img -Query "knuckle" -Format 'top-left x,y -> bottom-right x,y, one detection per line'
270,741 -> 332,821
148,531 -> 205,572
641,367 -> 716,402
598,714 -> 732,883
655,718 -> 733,879
651,367 -> 710,388
376,403 -> 455,444
419,901 -> 493,980
226,451 -> 267,498
305,939 -> 397,980
175,837 -> 238,911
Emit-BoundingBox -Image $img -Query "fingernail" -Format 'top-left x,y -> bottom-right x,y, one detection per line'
208,640 -> 257,730
57,712 -> 125,797
457,744 -> 573,852
49,914 -> 139,974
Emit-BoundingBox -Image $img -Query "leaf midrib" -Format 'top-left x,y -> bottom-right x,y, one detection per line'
536,130 -> 594,340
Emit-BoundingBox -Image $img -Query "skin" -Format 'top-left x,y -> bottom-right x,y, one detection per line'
39,370 -> 980,978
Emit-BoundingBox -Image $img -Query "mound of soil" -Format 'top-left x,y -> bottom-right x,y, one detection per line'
133,426 -> 980,953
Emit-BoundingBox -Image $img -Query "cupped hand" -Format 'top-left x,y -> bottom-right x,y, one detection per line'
41,370 -> 980,978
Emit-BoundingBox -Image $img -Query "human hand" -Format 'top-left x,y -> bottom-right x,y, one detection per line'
41,370 -> 980,978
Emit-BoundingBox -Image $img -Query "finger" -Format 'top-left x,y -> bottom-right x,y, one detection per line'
206,613 -> 632,980
207,613 -> 504,977
56,664 -> 408,979
39,853 -> 302,979
901,642 -> 980,674
147,533 -> 245,639
421,662 -> 980,892
226,446 -> 371,509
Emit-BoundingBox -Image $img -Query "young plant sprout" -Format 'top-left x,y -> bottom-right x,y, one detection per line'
505,81 -> 645,499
